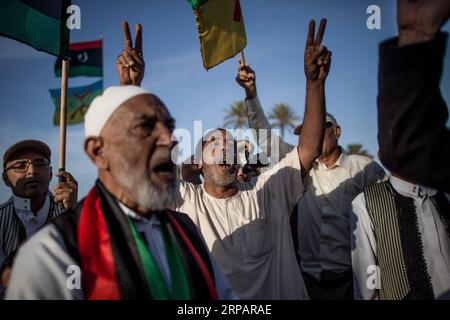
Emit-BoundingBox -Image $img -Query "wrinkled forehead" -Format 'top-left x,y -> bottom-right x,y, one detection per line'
105,94 -> 174,131
124,94 -> 171,118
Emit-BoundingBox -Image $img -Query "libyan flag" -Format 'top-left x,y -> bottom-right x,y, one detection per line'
50,80 -> 103,126
188,0 -> 247,70
0,0 -> 70,58
55,40 -> 103,77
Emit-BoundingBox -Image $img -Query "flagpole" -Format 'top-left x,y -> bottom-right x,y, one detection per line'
58,59 -> 69,181
240,50 -> 246,65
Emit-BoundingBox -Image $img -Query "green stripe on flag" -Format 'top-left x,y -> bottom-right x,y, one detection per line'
0,0 -> 69,57
55,65 -> 103,77
188,0 -> 210,10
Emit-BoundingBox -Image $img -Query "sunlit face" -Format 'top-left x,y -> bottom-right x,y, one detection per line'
3,149 -> 52,199
201,129 -> 238,187
101,94 -> 178,210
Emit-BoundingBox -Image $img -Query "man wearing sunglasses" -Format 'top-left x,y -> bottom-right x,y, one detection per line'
0,139 -> 77,296
238,60 -> 387,298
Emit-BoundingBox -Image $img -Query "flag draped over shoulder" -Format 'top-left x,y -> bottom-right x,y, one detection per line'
50,80 -> 103,126
0,0 -> 70,58
55,40 -> 103,77
188,0 -> 247,70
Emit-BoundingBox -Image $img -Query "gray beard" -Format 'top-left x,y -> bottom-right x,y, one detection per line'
204,166 -> 237,187
115,158 -> 178,211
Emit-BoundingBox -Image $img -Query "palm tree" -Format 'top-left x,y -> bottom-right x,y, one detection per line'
346,143 -> 373,158
268,103 -> 300,139
223,101 -> 248,129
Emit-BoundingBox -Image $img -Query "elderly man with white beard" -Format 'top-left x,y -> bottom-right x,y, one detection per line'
113,18 -> 330,299
5,84 -> 236,299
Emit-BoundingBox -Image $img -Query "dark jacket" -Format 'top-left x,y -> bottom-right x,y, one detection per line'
377,33 -> 450,193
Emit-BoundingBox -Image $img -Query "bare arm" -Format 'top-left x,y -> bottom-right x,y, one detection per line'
299,19 -> 331,176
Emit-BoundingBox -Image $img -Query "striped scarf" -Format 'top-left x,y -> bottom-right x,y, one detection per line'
57,180 -> 218,300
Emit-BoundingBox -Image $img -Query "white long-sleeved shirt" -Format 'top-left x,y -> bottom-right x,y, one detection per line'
351,176 -> 450,300
298,152 -> 386,279
245,96 -> 386,279
174,149 -> 309,300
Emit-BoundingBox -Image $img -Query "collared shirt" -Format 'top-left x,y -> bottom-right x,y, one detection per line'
0,194 -> 52,270
298,152 -> 386,279
173,149 -> 309,300
351,176 -> 450,300
245,96 -> 387,280
117,203 -> 172,291
14,195 -> 50,239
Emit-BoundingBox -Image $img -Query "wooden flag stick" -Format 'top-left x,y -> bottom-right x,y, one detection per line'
240,50 -> 246,65
58,59 -> 69,179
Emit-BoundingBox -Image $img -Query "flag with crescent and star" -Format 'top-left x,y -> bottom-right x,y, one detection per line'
54,39 -> 103,77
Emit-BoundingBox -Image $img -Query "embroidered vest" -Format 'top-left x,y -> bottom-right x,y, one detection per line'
364,181 -> 450,300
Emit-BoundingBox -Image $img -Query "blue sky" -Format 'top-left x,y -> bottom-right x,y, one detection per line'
1,0 -> 449,202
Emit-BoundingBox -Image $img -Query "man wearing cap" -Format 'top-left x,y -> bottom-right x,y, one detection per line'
237,52 -> 386,299
5,83 -> 235,300
0,139 -> 78,296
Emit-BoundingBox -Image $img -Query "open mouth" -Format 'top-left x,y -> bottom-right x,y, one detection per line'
218,162 -> 235,173
153,162 -> 175,177
153,162 -> 175,174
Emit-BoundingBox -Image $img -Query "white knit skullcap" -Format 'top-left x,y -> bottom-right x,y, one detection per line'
84,85 -> 152,138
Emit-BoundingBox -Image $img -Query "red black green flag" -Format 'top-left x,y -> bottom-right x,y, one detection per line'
0,0 -> 70,58
55,40 -> 103,77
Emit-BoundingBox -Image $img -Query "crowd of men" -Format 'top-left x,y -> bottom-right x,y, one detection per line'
0,0 -> 449,300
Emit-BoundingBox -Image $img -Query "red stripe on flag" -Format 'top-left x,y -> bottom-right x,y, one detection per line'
233,0 -> 242,22
78,188 -> 121,300
70,39 -> 102,51
167,213 -> 219,300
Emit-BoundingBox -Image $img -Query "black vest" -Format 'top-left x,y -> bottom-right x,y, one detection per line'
364,181 -> 450,300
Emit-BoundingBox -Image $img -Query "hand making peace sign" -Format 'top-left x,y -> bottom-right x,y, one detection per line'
304,19 -> 332,82
116,20 -> 145,86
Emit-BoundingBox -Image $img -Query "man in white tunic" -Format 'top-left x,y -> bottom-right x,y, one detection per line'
172,19 -> 332,299
113,19 -> 331,299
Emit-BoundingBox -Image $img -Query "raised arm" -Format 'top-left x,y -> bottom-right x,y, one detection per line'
116,21 -> 145,86
378,0 -> 450,192
299,19 -> 331,176
236,59 -> 294,160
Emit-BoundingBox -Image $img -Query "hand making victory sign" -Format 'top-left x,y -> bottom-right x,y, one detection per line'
116,20 -> 145,86
304,19 -> 332,82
